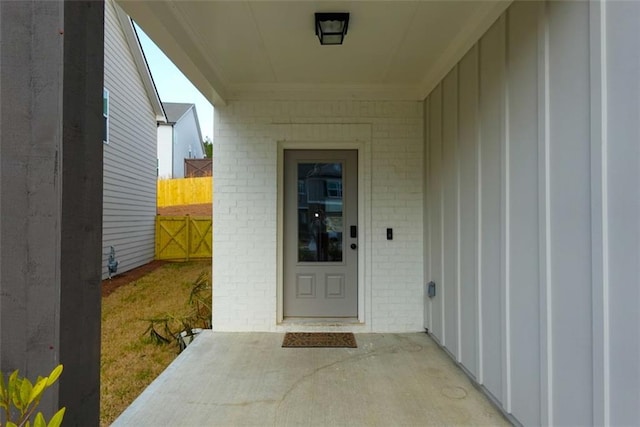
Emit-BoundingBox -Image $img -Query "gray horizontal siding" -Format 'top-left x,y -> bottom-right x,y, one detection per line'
102,0 -> 157,279
101,243 -> 155,279
424,1 -> 639,425
103,193 -> 156,206
102,177 -> 156,198
102,235 -> 154,251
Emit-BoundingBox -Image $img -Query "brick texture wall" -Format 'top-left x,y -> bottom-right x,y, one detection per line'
213,100 -> 424,332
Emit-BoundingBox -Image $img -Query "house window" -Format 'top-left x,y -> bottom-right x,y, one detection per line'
326,180 -> 342,198
103,88 -> 109,144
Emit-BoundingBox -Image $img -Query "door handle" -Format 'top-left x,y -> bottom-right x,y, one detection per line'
350,225 -> 357,238
350,243 -> 357,250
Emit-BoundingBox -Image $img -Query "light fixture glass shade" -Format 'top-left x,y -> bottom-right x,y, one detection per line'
320,20 -> 345,34
320,33 -> 344,45
315,13 -> 349,45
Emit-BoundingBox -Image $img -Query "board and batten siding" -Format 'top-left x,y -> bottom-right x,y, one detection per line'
423,1 -> 639,425
102,0 -> 157,279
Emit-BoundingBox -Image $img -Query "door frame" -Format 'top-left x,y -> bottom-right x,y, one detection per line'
277,141 -> 366,324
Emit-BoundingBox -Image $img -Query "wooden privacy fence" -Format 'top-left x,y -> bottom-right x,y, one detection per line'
156,216 -> 212,261
185,158 -> 213,177
157,177 -> 212,207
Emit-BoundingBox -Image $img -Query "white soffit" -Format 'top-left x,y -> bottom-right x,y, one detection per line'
118,1 -> 512,106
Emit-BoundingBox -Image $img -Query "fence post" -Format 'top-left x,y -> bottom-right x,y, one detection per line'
155,216 -> 160,259
186,215 -> 191,262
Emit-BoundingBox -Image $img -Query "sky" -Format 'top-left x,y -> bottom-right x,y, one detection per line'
135,25 -> 214,142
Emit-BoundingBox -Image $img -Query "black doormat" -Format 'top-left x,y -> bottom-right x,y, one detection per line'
282,332 -> 357,348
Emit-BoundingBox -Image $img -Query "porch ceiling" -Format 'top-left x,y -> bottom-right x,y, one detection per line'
117,1 -> 511,106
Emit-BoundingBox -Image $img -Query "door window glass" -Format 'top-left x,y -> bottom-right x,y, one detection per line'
297,163 -> 343,262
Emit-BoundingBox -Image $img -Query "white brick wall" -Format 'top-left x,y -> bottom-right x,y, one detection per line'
213,100 -> 424,332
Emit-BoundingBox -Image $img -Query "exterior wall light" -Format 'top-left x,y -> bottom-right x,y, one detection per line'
315,13 -> 349,45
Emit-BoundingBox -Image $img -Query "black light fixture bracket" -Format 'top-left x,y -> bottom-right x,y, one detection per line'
315,12 -> 350,45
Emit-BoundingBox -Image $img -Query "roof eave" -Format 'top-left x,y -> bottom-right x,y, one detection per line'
116,0 -> 227,108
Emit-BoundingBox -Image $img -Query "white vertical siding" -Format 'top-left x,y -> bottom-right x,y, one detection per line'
457,46 -> 479,379
478,16 -> 504,403
424,1 -> 640,425
442,69 -> 459,359
599,2 -> 640,425
428,87 -> 443,341
547,3 -> 593,425
103,0 -> 157,279
505,2 -> 540,424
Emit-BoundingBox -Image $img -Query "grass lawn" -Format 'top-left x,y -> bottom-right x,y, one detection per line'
100,261 -> 211,426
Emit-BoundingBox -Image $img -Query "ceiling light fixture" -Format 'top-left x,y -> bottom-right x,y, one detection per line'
315,13 -> 349,45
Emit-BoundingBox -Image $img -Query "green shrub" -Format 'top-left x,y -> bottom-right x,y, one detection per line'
0,364 -> 65,427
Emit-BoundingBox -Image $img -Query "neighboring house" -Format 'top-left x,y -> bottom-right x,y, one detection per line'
157,102 -> 206,178
102,0 -> 166,279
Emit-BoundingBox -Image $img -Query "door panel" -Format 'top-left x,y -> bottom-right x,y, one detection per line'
284,150 -> 358,317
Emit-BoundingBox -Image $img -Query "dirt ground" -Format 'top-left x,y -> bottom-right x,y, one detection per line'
101,260 -> 167,297
157,203 -> 212,216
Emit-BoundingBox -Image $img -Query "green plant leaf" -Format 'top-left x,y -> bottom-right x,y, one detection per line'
0,366 -> 64,427
29,378 -> 48,404
20,377 -> 33,408
0,370 -> 7,401
10,374 -> 24,413
8,370 -> 19,395
0,372 -> 10,411
45,365 -> 63,387
33,412 -> 46,427
47,407 -> 65,427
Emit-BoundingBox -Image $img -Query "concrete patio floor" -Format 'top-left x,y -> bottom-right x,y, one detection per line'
113,332 -> 510,426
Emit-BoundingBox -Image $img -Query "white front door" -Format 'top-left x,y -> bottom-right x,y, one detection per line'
283,150 -> 358,317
